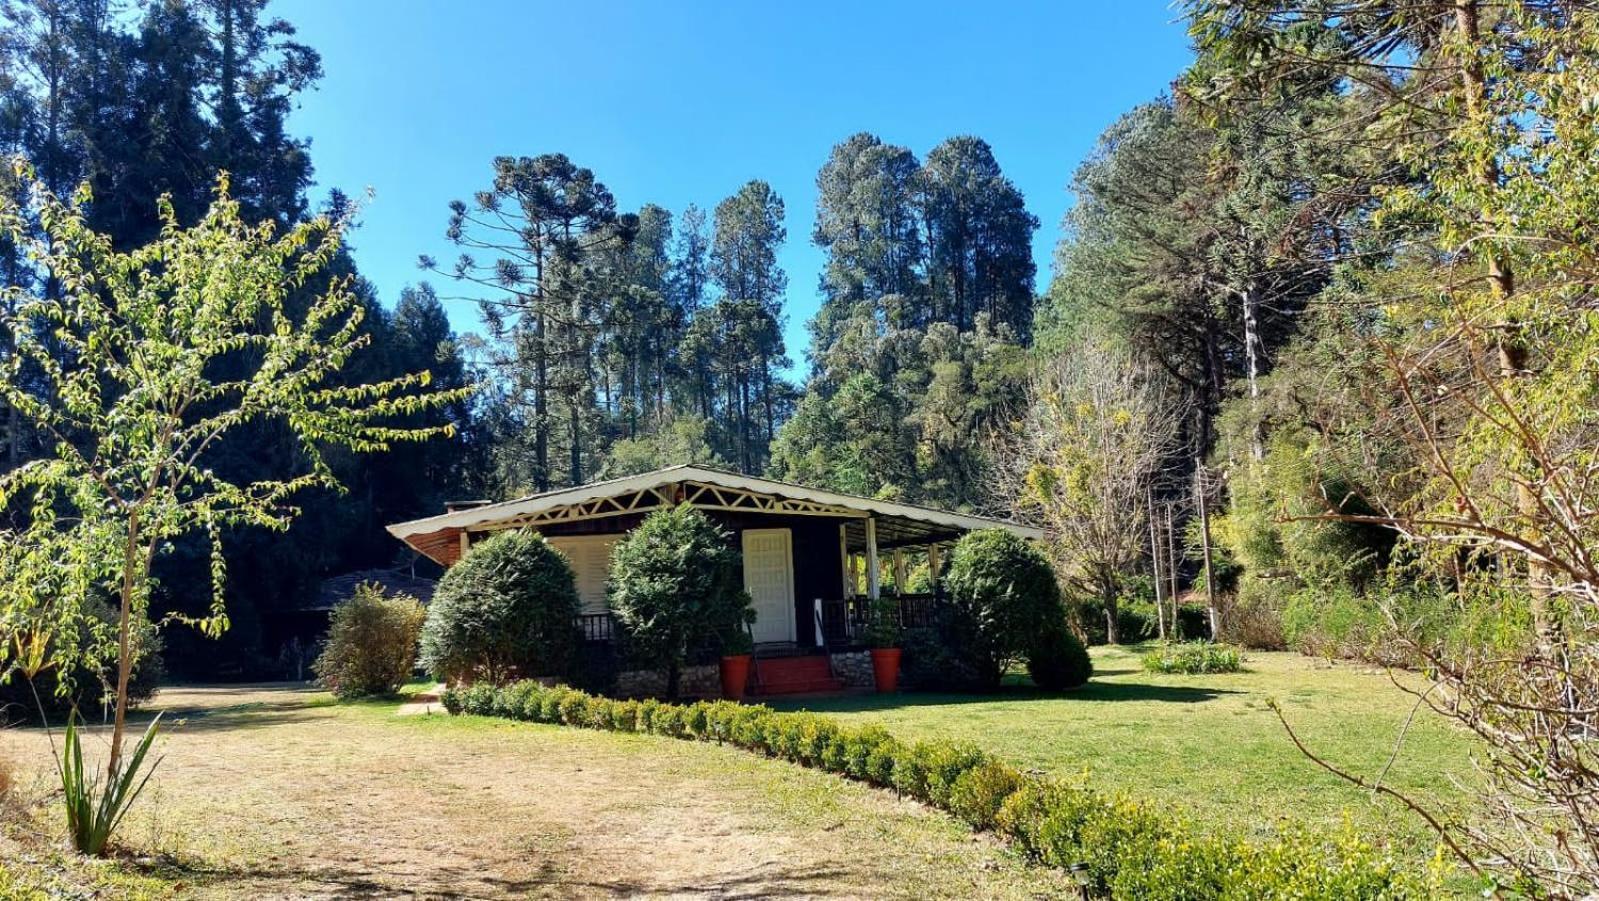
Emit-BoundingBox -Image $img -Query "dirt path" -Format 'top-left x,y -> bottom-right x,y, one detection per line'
1,685 -> 1064,899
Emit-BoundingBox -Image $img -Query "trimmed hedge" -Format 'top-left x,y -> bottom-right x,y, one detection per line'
442,680 -> 1436,898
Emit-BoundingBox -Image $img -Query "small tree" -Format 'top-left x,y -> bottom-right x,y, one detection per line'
996,340 -> 1186,643
420,530 -> 581,685
314,584 -> 427,699
943,529 -> 1078,688
0,167 -> 468,855
607,506 -> 750,698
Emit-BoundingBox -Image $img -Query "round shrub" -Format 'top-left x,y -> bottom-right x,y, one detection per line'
607,506 -> 752,698
1026,621 -> 1092,690
313,583 -> 427,699
420,530 -> 581,685
943,528 -> 1072,687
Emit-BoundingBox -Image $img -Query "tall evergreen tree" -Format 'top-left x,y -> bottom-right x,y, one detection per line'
919,136 -> 1038,340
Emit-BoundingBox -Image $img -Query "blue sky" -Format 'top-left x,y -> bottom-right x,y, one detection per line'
280,1 -> 1194,377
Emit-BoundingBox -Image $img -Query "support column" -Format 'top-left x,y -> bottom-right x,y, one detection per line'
927,543 -> 941,584
893,548 -> 907,596
458,530 -> 471,560
838,523 -> 851,598
865,516 -> 880,600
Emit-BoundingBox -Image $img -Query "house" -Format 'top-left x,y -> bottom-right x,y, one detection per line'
385,464 -> 1042,661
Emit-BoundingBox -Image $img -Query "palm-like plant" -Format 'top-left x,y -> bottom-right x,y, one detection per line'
58,711 -> 163,856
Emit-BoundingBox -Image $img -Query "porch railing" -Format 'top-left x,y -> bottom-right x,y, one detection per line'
815,591 -> 943,649
577,612 -> 615,643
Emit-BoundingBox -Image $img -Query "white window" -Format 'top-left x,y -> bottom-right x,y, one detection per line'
547,535 -> 620,614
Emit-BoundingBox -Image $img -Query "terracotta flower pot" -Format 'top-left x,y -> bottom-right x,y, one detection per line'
719,654 -> 752,701
870,648 -> 902,693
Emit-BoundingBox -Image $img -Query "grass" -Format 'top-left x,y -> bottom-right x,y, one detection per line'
0,683 -> 1069,898
773,644 -> 1476,860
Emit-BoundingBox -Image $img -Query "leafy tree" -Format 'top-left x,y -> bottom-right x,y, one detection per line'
942,529 -> 1073,688
420,530 -> 581,685
606,506 -> 750,698
0,170 -> 466,846
996,339 -> 1187,643
1185,1 -> 1599,889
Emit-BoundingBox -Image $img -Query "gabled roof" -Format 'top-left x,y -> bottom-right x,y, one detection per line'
386,464 -> 1042,550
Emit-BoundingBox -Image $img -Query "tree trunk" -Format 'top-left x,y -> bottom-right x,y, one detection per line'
107,510 -> 140,781
534,308 -> 549,492
1101,571 -> 1122,645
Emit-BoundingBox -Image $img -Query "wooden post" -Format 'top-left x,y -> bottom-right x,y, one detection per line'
893,548 -> 907,596
1148,489 -> 1166,641
458,530 -> 471,561
927,543 -> 942,591
865,517 -> 880,601
838,523 -> 851,598
1165,504 -> 1180,632
1196,466 -> 1218,639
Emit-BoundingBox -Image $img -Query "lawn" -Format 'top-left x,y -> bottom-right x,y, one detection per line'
774,644 -> 1477,860
0,684 -> 1068,899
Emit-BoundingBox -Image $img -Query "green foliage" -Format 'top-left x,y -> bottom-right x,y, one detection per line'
864,594 -> 902,649
59,711 -> 162,857
314,584 -> 427,699
942,529 -> 1070,687
443,678 -> 1437,898
1026,622 -> 1093,691
607,506 -> 751,698
420,530 -> 581,685
898,624 -> 984,691
1142,641 -> 1243,675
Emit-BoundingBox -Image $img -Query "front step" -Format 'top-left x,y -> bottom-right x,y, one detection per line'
749,654 -> 845,696
752,677 -> 846,696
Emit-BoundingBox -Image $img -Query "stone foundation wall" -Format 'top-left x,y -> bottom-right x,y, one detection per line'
615,663 -> 721,699
829,650 -> 874,689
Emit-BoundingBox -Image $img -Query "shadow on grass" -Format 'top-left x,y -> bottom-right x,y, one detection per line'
128,848 -> 861,899
772,678 -> 1239,714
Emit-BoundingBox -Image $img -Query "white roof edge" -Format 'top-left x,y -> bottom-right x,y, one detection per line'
385,464 -> 1044,542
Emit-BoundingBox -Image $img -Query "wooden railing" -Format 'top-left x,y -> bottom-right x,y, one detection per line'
815,591 -> 943,649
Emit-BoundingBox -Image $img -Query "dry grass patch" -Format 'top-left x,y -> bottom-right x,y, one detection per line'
0,683 -> 1066,899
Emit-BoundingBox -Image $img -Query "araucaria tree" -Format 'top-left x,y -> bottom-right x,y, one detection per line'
0,167 -> 467,842
997,340 -> 1186,643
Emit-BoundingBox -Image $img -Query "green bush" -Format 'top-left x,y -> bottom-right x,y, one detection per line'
441,679 -> 1439,898
899,623 -> 986,691
948,758 -> 1022,830
1141,641 -> 1244,675
943,529 -> 1072,687
420,530 -> 582,684
1026,621 -> 1092,690
313,583 -> 427,699
607,506 -> 752,698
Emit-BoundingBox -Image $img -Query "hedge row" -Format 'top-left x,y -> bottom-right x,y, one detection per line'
442,680 -> 1440,898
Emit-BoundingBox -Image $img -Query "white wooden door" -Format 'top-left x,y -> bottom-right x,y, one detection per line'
742,528 -> 795,644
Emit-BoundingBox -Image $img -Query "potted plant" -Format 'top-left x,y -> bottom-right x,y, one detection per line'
719,627 -> 754,701
865,594 -> 903,692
